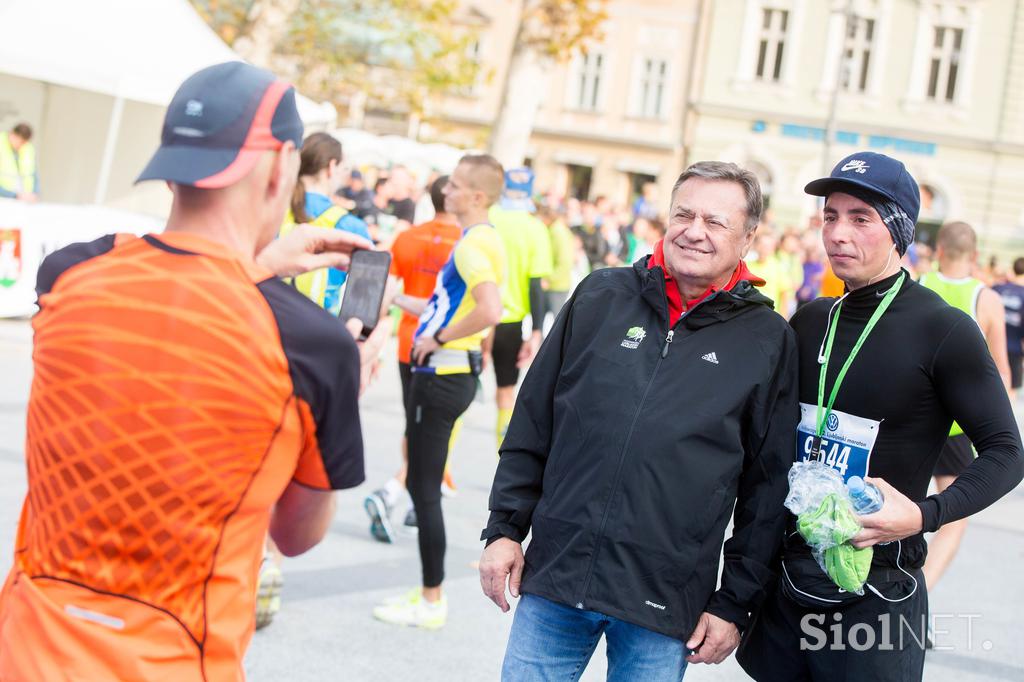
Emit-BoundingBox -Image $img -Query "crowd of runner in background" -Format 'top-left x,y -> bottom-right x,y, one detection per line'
333,165 -> 1022,323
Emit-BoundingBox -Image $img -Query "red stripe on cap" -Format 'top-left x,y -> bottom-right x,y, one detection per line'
193,149 -> 264,189
242,79 -> 293,151
194,79 -> 293,189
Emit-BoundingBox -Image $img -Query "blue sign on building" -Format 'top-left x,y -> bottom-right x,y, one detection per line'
769,122 -> 937,156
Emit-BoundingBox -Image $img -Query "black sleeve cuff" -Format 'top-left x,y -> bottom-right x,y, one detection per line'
480,521 -> 526,545
705,593 -> 751,631
917,497 -> 941,533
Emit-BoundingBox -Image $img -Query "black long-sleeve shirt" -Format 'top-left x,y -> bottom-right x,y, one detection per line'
785,270 -> 1023,587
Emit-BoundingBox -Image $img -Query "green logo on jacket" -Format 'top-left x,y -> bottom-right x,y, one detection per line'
621,326 -> 646,349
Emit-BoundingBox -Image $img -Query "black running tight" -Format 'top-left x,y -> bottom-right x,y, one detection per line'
405,372 -> 476,587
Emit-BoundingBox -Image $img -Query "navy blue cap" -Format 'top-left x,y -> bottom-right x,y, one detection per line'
500,167 -> 536,212
804,151 -> 920,225
137,62 -> 304,189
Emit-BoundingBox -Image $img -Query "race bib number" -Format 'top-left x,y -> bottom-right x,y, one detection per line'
796,403 -> 881,482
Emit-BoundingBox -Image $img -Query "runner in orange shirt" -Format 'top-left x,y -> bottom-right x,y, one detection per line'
364,175 -> 462,543
0,62 -> 385,682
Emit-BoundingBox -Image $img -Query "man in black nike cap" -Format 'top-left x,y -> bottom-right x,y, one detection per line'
737,152 -> 1023,681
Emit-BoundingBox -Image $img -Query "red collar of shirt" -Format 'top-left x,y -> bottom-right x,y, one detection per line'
648,239 -> 766,326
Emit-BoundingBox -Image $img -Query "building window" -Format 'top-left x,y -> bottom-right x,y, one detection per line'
636,57 -> 669,119
574,52 -> 605,112
926,24 -> 963,102
567,164 -> 593,200
755,8 -> 789,82
841,15 -> 875,92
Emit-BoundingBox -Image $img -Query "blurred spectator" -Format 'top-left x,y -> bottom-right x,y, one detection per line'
339,169 -> 376,220
538,204 -> 574,329
631,181 -> 659,220
566,197 -> 583,229
593,195 -> 610,227
796,242 -> 826,309
981,255 -> 1001,286
751,230 -> 792,317
912,242 -> 935,279
283,132 -> 371,313
630,216 -> 664,262
779,231 -> 804,286
993,256 -> 1024,400
573,201 -> 608,268
414,170 -> 441,224
386,166 -> 417,228
600,211 -> 630,267
366,177 -> 392,242
570,231 -> 591,285
0,122 -> 37,202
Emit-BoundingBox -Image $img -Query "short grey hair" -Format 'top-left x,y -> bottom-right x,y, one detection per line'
670,161 -> 763,233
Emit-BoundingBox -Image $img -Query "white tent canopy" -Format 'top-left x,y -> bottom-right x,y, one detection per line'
0,0 -> 336,214
332,127 -> 467,179
0,0 -> 334,120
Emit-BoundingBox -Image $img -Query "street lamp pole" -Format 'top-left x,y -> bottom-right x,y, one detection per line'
823,0 -> 856,174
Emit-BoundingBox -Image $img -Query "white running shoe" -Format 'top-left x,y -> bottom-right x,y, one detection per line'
364,490 -> 395,544
373,588 -> 447,630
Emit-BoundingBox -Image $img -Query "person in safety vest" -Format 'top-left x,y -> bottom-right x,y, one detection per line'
0,123 -> 38,202
280,132 -> 371,313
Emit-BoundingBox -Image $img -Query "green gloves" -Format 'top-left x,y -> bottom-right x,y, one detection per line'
797,492 -> 873,593
824,543 -> 873,594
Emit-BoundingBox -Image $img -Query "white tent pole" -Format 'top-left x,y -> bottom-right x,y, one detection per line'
94,94 -> 125,205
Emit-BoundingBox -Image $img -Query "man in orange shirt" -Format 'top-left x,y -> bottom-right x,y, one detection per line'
364,175 -> 462,543
0,62 -> 384,681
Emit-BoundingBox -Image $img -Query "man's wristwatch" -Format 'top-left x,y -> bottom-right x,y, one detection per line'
433,328 -> 445,345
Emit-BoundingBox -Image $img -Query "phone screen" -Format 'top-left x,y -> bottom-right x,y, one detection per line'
338,250 -> 391,337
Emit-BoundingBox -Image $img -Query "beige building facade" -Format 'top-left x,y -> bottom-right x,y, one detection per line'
416,0 -> 705,213
364,0 -> 1024,254
690,0 -> 1024,253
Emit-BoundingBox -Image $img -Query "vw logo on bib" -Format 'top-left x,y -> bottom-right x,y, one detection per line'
797,403 -> 879,482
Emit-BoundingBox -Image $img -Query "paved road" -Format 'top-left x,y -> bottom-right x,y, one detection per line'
0,318 -> 1022,681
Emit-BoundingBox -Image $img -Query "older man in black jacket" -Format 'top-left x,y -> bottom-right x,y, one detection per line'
479,161 -> 799,681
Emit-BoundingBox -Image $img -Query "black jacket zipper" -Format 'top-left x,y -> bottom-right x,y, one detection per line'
573,287 -> 741,609
574,326 -> 673,609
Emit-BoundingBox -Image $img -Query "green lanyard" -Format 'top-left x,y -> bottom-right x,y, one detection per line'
813,273 -> 905,456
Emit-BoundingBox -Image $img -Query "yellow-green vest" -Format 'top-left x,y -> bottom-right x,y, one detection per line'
920,271 -> 984,437
0,135 -> 35,195
279,204 -> 346,308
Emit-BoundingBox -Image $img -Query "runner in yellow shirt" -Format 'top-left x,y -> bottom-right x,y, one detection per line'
487,168 -> 552,448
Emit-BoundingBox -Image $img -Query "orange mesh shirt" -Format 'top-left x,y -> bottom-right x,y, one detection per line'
0,232 -> 363,681
389,217 -> 461,364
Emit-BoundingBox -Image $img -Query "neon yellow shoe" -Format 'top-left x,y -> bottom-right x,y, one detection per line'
372,588 -> 447,630
255,559 -> 283,630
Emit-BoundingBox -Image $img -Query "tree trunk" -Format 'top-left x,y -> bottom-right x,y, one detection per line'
232,0 -> 301,70
488,19 -> 550,168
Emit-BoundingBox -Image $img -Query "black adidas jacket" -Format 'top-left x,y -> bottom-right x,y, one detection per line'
482,257 -> 799,640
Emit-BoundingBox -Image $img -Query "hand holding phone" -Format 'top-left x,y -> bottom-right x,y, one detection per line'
338,249 -> 391,340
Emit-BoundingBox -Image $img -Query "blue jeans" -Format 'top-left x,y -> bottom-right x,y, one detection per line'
502,594 -> 688,681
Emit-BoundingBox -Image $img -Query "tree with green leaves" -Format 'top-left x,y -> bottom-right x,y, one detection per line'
488,0 -> 608,168
191,0 -> 481,127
